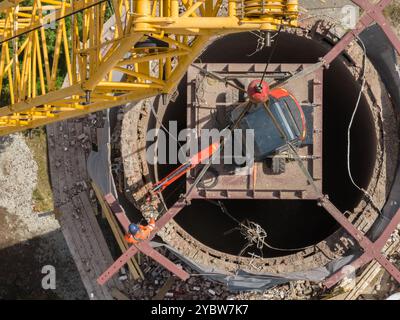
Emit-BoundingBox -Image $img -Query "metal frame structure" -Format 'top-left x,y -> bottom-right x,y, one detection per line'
186,63 -> 323,200
321,0 -> 400,66
314,0 -> 400,289
98,0 -> 400,286
98,197 -> 188,285
99,193 -> 189,283
98,187 -> 400,288
320,197 -> 400,288
1,0 -> 400,291
0,0 -> 298,135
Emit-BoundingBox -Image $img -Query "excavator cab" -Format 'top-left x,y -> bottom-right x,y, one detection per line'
231,87 -> 306,174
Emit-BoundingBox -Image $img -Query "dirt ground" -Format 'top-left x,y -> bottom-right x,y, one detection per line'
0,134 -> 86,299
385,0 -> 400,37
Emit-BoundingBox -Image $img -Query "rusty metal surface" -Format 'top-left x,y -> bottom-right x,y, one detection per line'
323,0 -> 399,66
104,193 -> 131,232
136,242 -> 190,281
116,12 -> 400,283
320,197 -> 400,288
316,0 -> 400,289
186,63 -> 323,200
312,69 -> 323,181
97,198 -> 188,285
322,13 -> 374,66
353,0 -> 400,55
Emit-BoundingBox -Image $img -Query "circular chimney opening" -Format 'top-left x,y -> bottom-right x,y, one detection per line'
153,32 -> 378,258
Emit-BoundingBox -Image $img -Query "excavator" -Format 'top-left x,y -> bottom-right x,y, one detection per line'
150,78 -> 306,196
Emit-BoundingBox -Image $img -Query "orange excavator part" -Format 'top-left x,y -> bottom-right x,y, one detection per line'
151,141 -> 220,193
190,141 -> 220,165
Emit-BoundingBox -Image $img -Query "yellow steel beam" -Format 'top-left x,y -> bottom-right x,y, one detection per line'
163,34 -> 210,93
82,33 -> 144,91
132,17 -> 297,34
0,84 -> 84,117
0,0 -> 21,12
0,0 -> 299,136
117,49 -> 189,65
0,88 -> 160,135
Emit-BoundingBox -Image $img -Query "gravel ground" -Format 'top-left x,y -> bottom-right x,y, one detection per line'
0,133 -> 86,299
0,134 -> 43,243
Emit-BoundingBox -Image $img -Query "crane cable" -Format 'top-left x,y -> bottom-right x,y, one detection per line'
346,36 -> 381,214
260,25 -> 283,84
0,0 -> 110,45
190,63 -> 246,93
347,36 -> 367,193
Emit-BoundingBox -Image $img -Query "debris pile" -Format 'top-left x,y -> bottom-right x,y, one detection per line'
123,247 -> 229,300
231,281 -> 323,300
121,245 -> 323,300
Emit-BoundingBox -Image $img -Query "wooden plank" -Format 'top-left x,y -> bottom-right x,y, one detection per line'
55,207 -> 96,298
71,194 -> 122,296
344,239 -> 400,300
65,123 -> 121,291
59,224 -> 95,298
111,288 -> 130,300
68,197 -> 113,299
46,124 -> 60,203
58,202 -> 107,299
92,181 -> 144,280
47,117 -> 122,300
60,121 -> 75,204
78,192 -> 112,262
152,276 -> 176,300
104,193 -> 131,232
74,123 -> 89,181
47,123 -> 65,205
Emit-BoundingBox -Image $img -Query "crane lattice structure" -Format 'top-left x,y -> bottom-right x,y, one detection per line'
0,0 -> 298,135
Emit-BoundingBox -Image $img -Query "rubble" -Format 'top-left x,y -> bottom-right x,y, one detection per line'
0,134 -> 87,299
121,245 -> 326,300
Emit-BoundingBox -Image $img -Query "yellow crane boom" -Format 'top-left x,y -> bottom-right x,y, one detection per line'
0,0 -> 298,135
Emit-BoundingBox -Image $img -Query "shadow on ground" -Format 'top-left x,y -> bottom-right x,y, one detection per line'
0,221 -> 87,300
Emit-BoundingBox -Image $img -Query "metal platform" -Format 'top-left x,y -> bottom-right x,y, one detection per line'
186,63 -> 323,200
